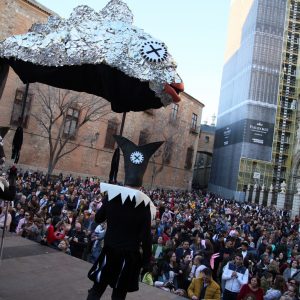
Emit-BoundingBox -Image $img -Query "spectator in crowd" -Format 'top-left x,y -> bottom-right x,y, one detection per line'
283,260 -> 300,283
16,210 -> 30,236
257,254 -> 271,278
162,251 -> 179,288
237,276 -> 264,300
152,236 -> 166,260
10,204 -> 24,232
47,217 -> 65,248
161,207 -> 173,224
6,167 -> 300,298
162,226 -> 171,244
68,222 -> 87,259
89,223 -> 106,264
187,267 -> 221,300
264,275 -> 286,300
57,238 -> 71,255
0,205 -> 12,230
175,240 -> 193,263
190,235 -> 201,254
222,253 -> 249,300
261,272 -> 274,294
189,255 -> 206,280
177,252 -> 192,290
142,262 -> 158,286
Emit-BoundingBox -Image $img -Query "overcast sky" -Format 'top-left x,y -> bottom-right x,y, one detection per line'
37,0 -> 231,123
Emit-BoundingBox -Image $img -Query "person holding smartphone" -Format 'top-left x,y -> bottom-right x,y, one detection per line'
222,253 -> 249,300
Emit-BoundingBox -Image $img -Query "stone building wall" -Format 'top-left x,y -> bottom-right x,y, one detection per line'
0,0 -> 204,190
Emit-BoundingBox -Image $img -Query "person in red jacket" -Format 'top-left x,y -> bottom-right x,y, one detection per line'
237,276 -> 264,300
47,218 -> 65,247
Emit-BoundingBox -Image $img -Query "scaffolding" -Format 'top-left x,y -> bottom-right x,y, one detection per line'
237,0 -> 300,196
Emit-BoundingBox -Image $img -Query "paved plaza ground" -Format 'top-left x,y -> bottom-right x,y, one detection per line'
0,234 -> 184,300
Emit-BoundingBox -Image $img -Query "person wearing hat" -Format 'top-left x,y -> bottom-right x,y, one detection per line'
87,135 -> 163,300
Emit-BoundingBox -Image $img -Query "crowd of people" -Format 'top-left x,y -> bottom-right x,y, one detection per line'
1,169 -> 300,299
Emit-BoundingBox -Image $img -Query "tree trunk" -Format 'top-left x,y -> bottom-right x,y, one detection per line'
47,162 -> 55,181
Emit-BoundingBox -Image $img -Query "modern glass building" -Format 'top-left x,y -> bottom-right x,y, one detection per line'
209,0 -> 300,200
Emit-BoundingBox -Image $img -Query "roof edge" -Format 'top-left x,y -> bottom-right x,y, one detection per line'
182,91 -> 204,107
22,0 -> 59,17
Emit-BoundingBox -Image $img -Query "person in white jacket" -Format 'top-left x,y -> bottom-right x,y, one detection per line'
222,253 -> 249,300
0,205 -> 11,230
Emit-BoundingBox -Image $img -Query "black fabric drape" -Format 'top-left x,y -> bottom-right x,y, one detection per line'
109,147 -> 120,184
11,126 -> 23,164
0,59 -> 9,100
5,58 -> 163,113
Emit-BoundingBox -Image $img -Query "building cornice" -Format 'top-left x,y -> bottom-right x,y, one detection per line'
181,91 -> 204,108
21,0 -> 58,16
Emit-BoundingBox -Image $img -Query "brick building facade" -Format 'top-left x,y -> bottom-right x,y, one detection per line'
0,0 -> 204,190
192,121 -> 216,190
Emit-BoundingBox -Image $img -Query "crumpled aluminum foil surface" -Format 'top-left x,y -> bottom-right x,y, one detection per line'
0,0 -> 182,106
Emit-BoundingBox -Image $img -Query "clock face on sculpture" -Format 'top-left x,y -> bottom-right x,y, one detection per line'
140,40 -> 168,63
130,151 -> 144,164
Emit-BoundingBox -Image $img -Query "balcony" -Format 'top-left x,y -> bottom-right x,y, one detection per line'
190,125 -> 200,134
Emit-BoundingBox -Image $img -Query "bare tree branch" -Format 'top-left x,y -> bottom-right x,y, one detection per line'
149,111 -> 185,187
30,84 -> 112,176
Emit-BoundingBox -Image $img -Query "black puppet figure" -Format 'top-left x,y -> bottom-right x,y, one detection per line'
0,127 -> 17,201
87,135 -> 163,300
11,126 -> 23,164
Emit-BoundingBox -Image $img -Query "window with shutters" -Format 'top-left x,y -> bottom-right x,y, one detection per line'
138,130 -> 149,145
191,113 -> 197,130
185,147 -> 194,169
104,120 -> 118,149
162,140 -> 173,164
63,108 -> 79,139
170,103 -> 179,123
10,89 -> 33,128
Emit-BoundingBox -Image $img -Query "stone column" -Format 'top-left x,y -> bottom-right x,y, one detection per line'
259,184 -> 265,206
276,181 -> 287,210
277,193 -> 286,210
267,184 -> 273,207
291,182 -> 300,218
292,194 -> 300,218
252,184 -> 257,204
245,184 -> 250,203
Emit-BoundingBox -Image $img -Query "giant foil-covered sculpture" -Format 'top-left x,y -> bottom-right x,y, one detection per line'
0,0 -> 183,112
0,1 -> 183,296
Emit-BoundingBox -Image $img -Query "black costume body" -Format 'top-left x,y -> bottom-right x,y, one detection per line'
87,137 -> 161,299
0,182 -> 16,201
88,189 -> 152,294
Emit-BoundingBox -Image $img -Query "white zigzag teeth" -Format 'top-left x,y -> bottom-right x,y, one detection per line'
100,182 -> 156,219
